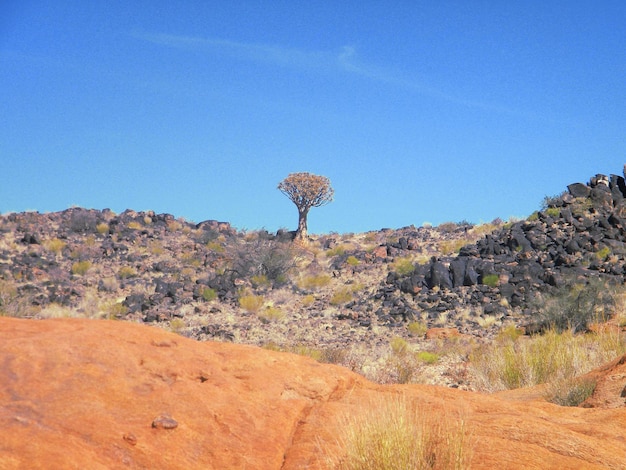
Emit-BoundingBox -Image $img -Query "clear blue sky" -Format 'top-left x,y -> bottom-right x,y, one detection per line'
2,1 -> 625,234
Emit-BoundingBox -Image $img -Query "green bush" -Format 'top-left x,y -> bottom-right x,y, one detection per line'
346,255 -> 360,267
392,257 -> 415,276
416,351 -> 439,364
201,287 -> 217,302
481,274 -> 499,288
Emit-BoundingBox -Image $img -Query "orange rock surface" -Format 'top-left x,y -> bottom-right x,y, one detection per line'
1,317 -> 625,469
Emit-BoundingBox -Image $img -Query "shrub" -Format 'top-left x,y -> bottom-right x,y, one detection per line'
127,221 -> 142,230
118,266 -> 137,279
232,239 -> 295,286
326,245 -> 347,257
258,306 -> 284,322
545,207 -> 560,217
251,274 -> 271,289
481,274 -> 499,288
71,260 -> 92,276
170,318 -> 185,333
595,246 -> 611,261
201,287 -> 217,302
332,396 -> 471,470
470,327 -> 626,393
206,241 -> 225,253
239,294 -> 265,313
346,255 -> 360,267
330,288 -> 353,306
546,377 -> 596,407
45,238 -> 66,255
96,223 -> 109,235
416,351 -> 439,364
407,321 -> 427,337
301,294 -> 315,306
105,302 -> 128,319
534,277 -> 618,333
0,280 -> 36,317
392,257 -> 415,276
390,336 -> 409,355
299,274 -> 331,289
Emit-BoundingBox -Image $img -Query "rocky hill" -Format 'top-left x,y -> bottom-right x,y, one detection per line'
2,169 -> 626,387
2,169 -> 626,468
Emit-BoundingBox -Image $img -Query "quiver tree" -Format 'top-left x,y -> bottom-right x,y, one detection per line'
278,172 -> 334,241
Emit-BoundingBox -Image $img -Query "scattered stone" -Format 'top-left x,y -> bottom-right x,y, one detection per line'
152,414 -> 178,430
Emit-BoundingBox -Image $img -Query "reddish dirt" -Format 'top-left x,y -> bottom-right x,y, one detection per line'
1,317 -> 625,469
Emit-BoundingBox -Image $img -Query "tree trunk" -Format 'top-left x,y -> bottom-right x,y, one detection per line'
295,209 -> 309,241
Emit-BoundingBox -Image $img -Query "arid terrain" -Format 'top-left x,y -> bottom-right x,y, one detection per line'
2,170 -> 626,468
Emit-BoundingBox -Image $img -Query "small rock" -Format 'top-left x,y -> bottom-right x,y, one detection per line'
152,414 -> 178,430
123,433 -> 138,445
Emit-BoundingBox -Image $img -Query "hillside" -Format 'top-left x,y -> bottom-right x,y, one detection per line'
3,170 -> 626,388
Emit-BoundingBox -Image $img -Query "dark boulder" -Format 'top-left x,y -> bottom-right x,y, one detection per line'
567,183 -> 591,198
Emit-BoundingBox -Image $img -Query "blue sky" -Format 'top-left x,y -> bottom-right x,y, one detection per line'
2,1 -> 625,234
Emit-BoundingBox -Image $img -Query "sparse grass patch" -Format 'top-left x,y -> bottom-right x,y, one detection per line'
169,318 -> 186,333
331,395 -> 472,470
299,274 -> 332,290
71,260 -> 92,276
239,294 -> 265,313
392,257 -> 415,276
96,223 -> 109,234
481,274 -> 499,288
546,377 -> 596,407
301,294 -> 316,307
258,306 -> 284,322
407,321 -> 427,337
416,351 -> 440,364
118,266 -> 137,279
330,287 -> 353,306
470,327 -> 626,393
326,245 -> 347,257
390,336 -> 409,355
346,255 -> 360,267
44,238 -> 66,256
0,280 -> 36,317
439,239 -> 468,255
201,287 -> 217,302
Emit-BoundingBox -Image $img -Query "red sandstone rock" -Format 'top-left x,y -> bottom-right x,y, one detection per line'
0,317 -> 625,469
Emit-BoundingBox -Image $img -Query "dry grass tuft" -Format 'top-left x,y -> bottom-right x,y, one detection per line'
329,395 -> 472,470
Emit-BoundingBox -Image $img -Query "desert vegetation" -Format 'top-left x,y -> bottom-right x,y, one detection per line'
330,395 -> 471,470
2,171 -> 626,411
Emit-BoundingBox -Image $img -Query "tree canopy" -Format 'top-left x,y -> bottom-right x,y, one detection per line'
278,172 -> 333,241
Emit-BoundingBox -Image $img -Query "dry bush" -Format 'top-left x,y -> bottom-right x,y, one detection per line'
330,288 -> 353,306
470,327 -> 626,394
258,306 -> 284,323
0,280 -> 37,317
329,395 -> 472,470
299,274 -> 331,290
239,294 -> 265,313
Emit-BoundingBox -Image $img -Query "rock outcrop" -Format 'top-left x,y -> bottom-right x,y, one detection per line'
0,317 -> 625,469
380,172 -> 626,331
